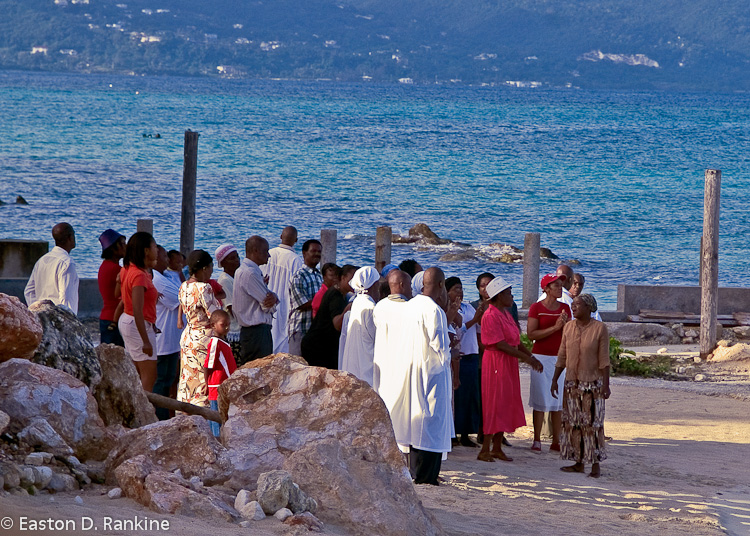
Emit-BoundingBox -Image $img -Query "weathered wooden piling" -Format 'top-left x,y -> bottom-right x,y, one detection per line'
136,219 -> 153,235
320,229 -> 337,266
700,169 -> 721,358
180,130 -> 199,257
375,226 -> 392,273
522,232 -> 541,308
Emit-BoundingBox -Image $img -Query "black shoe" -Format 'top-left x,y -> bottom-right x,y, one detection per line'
460,435 -> 479,448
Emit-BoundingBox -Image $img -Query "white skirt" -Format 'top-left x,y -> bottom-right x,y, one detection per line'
118,313 -> 157,362
528,353 -> 565,412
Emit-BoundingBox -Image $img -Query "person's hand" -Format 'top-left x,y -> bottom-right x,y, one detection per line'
177,317 -> 184,330
555,312 -> 568,330
603,386 -> 611,399
550,382 -> 559,399
262,291 -> 277,309
529,356 -> 543,373
473,300 -> 487,322
142,340 -> 153,357
448,297 -> 461,314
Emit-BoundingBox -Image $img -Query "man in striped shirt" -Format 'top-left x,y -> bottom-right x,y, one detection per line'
288,239 -> 323,356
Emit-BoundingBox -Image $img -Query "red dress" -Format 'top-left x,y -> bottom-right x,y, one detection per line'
481,304 -> 527,435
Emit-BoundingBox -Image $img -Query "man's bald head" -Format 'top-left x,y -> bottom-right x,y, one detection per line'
387,269 -> 412,299
280,226 -> 298,246
422,267 -> 447,308
556,264 -> 574,290
52,223 -> 75,252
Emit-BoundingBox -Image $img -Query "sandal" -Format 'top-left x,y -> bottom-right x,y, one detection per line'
477,451 -> 495,462
531,441 -> 542,452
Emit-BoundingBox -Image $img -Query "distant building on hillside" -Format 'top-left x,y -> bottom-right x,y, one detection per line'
31,47 -> 48,55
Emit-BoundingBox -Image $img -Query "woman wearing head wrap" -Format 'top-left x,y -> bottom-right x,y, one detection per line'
526,273 -> 572,452
551,294 -> 610,478
411,270 -> 425,298
340,266 -> 381,386
177,249 -> 220,408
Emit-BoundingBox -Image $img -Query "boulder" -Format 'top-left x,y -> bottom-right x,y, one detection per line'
115,456 -> 239,522
733,326 -> 750,339
0,293 -> 43,361
256,470 -> 295,514
710,343 -> 750,362
606,323 -> 681,346
284,512 -> 324,532
105,415 -> 231,486
239,500 -> 265,521
0,359 -> 113,461
219,353 -> 444,536
274,508 -> 293,521
94,344 -> 157,428
18,419 -> 73,456
0,410 -> 9,435
28,301 -> 102,388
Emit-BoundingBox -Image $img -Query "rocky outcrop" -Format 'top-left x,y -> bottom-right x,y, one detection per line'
219,353 -> 444,536
0,410 -> 9,435
105,415 -> 232,486
0,359 -> 113,461
114,456 -> 239,522
607,322 -> 681,346
0,293 -> 43,361
28,301 -> 102,388
94,344 -> 157,428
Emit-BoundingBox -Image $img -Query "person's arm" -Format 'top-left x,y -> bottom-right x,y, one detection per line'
58,260 -> 79,313
599,323 -> 611,399
24,267 -> 37,305
332,302 -> 353,331
526,311 -> 566,341
177,303 -> 184,330
289,273 -> 313,311
495,340 -> 542,371
465,301 -> 485,330
131,286 -> 153,357
551,324 -> 569,399
113,300 -> 124,323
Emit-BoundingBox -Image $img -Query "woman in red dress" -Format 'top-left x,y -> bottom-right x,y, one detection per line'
478,276 -> 543,462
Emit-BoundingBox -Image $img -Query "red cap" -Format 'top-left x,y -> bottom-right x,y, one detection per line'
540,273 -> 566,290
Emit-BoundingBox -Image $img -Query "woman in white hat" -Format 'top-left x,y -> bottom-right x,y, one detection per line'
477,277 -> 542,462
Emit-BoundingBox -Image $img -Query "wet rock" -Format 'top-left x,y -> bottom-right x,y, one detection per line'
93,344 -> 157,428
606,323 -> 680,346
219,353 -> 444,536
438,252 -> 478,262
15,195 -> 28,205
105,415 -> 231,486
274,507 -> 293,521
28,301 -> 102,388
284,512 -> 324,532
0,359 -> 113,461
0,293 -> 43,361
539,247 -> 559,260
240,500 -> 265,521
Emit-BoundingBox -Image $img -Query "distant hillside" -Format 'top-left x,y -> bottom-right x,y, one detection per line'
1,0 -> 749,90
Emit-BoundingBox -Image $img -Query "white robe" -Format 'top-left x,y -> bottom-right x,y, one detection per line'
338,310 -> 351,370
340,294 -> 377,386
405,294 -> 454,454
372,295 -> 411,452
262,245 -> 302,354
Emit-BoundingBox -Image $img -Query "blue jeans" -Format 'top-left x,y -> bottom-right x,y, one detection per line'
99,319 -> 124,346
153,352 -> 180,420
209,399 -> 220,437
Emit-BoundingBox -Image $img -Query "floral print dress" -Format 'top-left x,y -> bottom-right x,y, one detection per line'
177,280 -> 219,408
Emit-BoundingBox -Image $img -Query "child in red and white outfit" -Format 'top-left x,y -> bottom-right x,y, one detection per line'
204,309 -> 237,437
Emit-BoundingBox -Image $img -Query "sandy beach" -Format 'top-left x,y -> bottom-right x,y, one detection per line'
2,369 -> 748,536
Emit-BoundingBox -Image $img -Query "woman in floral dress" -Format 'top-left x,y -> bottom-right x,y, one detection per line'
178,249 -> 219,408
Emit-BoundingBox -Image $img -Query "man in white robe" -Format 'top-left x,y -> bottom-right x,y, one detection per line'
262,226 -> 302,353
340,266 -> 380,386
372,269 -> 412,452
404,267 -> 453,485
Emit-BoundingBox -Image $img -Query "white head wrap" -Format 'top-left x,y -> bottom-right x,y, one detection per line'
411,270 -> 425,298
350,266 -> 380,294
214,243 -> 238,264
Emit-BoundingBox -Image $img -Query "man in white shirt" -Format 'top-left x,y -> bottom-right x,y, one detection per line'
404,267 -> 453,485
340,266 -> 381,386
262,226 -> 303,354
234,236 -> 278,365
372,269 -> 412,452
24,222 -> 79,314
152,246 -> 183,420
570,272 -> 603,321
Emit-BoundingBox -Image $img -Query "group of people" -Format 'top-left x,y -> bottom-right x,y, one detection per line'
23,222 -> 612,481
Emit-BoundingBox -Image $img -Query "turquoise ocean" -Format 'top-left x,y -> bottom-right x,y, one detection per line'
1,70 -> 748,308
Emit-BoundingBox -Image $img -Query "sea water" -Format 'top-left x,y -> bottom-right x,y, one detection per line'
1,71 -> 749,308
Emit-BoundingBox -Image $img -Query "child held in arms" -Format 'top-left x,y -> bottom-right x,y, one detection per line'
203,309 -> 237,437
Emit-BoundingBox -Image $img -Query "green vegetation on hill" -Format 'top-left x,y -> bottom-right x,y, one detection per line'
1,0 -> 749,90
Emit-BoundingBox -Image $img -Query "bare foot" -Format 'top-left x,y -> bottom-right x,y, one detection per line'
491,450 -> 513,462
588,463 -> 601,478
560,463 -> 584,473
477,451 -> 495,462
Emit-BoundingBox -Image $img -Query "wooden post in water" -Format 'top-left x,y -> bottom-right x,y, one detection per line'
137,219 -> 153,235
320,229 -> 337,267
180,130 -> 199,257
700,169 -> 721,359
375,226 -> 392,273
522,232 -> 541,308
